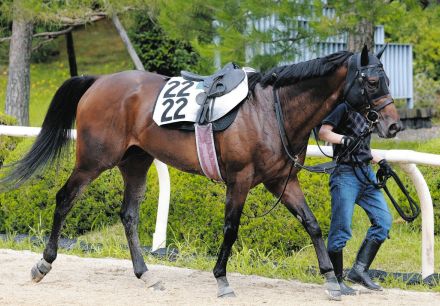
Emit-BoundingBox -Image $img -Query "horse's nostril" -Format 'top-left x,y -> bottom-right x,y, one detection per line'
388,123 -> 400,136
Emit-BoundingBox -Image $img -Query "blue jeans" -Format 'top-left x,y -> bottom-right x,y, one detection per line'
327,164 -> 392,252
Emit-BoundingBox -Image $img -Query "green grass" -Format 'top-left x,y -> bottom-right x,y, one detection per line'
0,19 -> 133,126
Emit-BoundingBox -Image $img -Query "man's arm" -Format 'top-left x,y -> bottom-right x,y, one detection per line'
371,150 -> 385,164
320,125 -> 387,163
318,124 -> 344,145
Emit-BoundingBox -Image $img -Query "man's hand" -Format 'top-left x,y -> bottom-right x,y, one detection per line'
340,136 -> 355,148
378,159 -> 393,176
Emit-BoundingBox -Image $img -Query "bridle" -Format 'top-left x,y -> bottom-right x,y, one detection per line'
273,52 -> 393,169
343,53 -> 394,126
271,52 -> 420,223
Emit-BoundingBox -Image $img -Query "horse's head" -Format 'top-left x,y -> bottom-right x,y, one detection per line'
344,45 -> 401,138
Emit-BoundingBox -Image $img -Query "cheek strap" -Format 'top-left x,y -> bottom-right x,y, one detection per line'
373,96 -> 394,112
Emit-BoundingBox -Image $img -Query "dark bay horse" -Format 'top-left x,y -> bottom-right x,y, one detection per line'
1,46 -> 400,300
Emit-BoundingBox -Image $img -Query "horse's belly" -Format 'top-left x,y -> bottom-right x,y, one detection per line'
139,125 -> 205,176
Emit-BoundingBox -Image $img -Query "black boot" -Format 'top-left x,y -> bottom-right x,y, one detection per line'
347,239 -> 383,291
328,250 -> 358,295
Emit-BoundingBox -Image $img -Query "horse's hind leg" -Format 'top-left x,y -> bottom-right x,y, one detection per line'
117,147 -> 162,289
31,167 -> 102,282
265,176 -> 341,301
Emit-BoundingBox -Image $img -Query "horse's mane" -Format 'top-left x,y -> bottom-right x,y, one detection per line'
248,51 -> 353,92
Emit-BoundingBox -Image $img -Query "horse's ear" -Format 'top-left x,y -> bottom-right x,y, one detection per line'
360,44 -> 369,66
375,43 -> 388,59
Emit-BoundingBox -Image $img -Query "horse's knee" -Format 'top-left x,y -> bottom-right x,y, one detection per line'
303,218 -> 322,238
120,207 -> 138,227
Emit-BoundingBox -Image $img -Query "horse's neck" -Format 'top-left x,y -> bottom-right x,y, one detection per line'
281,67 -> 347,149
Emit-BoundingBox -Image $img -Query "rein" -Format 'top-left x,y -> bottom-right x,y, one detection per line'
242,87 -> 299,219
273,87 -> 339,174
242,87 -> 313,219
273,88 -> 308,167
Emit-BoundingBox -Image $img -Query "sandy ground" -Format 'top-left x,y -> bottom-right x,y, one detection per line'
0,249 -> 438,306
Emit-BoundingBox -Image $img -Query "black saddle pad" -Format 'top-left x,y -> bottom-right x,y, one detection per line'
162,104 -> 240,132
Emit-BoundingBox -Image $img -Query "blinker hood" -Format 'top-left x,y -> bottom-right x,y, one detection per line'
344,53 -> 390,112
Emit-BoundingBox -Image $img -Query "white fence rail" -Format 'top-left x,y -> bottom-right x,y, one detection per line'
1,125 -> 438,278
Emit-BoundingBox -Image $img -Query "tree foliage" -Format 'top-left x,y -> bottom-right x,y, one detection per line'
157,0 -> 319,72
379,0 -> 440,79
128,11 -> 199,76
316,1 -> 394,36
156,0 -> 440,80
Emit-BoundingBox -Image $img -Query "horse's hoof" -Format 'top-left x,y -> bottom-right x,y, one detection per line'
140,271 -> 164,291
31,258 -> 52,283
324,271 -> 342,301
31,265 -> 44,283
217,286 -> 236,298
216,276 -> 235,298
325,289 -> 342,301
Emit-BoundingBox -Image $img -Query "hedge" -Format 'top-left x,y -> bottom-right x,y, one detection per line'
0,112 -> 19,166
1,137 -> 439,254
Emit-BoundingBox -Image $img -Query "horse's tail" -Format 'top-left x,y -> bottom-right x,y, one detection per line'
1,76 -> 98,189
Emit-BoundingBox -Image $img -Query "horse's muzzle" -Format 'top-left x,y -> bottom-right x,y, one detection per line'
386,121 -> 402,138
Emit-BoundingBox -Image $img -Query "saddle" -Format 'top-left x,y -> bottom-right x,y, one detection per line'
181,62 -> 246,124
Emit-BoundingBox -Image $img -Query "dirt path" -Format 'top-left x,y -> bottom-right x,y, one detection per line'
0,249 -> 438,306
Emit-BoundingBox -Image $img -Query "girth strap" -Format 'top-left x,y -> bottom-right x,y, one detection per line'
195,123 -> 223,182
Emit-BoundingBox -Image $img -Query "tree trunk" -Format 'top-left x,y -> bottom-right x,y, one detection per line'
65,31 -> 78,77
111,14 -> 145,71
347,18 -> 374,52
5,17 -> 33,126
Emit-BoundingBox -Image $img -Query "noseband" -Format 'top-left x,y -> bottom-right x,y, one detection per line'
343,54 -> 394,123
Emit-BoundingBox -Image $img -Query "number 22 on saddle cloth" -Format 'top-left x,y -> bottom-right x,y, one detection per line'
153,74 -> 248,126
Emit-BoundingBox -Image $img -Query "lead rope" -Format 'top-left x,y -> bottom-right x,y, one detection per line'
340,125 -> 421,222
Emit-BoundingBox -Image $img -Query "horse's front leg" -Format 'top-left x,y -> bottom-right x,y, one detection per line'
213,171 -> 252,298
265,175 -> 341,301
